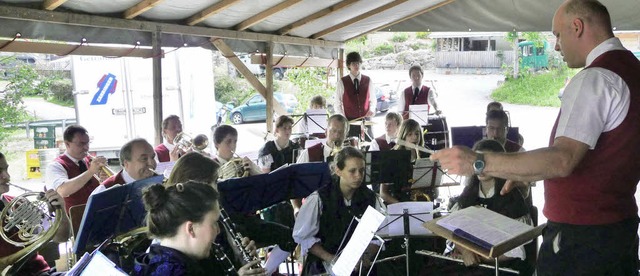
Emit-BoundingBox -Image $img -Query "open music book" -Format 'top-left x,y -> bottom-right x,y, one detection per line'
424,206 -> 545,259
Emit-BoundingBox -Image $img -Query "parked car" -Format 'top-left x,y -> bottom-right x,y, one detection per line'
229,92 -> 298,124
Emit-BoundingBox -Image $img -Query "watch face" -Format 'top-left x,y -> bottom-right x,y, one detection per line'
474,160 -> 485,173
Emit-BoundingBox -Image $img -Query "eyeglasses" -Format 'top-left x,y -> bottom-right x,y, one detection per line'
69,141 -> 91,147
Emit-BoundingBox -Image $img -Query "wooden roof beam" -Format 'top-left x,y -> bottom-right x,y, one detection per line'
186,0 -> 241,26
346,0 -> 456,41
43,0 -> 68,11
124,0 -> 165,20
348,0 -> 455,41
278,0 -> 359,35
311,0 -> 408,39
235,0 -> 302,31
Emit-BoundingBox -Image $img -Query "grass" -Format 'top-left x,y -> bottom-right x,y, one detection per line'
46,96 -> 75,107
492,69 -> 577,107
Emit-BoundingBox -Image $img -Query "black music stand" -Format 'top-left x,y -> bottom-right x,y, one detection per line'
291,110 -> 328,134
412,159 -> 460,189
217,162 -> 331,214
364,150 -> 411,191
73,175 -> 164,254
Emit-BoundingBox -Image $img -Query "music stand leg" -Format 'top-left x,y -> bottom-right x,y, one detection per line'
403,209 -> 410,276
495,257 -> 499,276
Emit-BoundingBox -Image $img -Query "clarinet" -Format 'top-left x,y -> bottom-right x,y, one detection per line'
219,208 -> 263,270
212,243 -> 237,276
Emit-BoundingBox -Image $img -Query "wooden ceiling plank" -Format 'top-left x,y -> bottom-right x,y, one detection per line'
311,0 -> 408,39
0,38 -> 156,58
235,0 -> 302,31
345,0 -> 455,41
42,0 -> 68,11
186,0 -> 241,26
124,0 -> 165,20
278,0 -> 359,35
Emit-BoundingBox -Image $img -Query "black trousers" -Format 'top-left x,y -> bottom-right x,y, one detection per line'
537,217 -> 639,276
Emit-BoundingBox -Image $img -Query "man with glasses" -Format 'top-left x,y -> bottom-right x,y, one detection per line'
334,52 -> 376,140
46,125 -> 107,212
485,110 -> 523,153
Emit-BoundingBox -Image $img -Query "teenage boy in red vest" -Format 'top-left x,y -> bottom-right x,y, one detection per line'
431,1 -> 640,274
398,65 -> 440,120
334,52 -> 376,140
369,112 -> 401,151
46,125 -> 107,213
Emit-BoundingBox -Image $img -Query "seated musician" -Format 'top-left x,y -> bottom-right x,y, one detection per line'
258,115 -> 299,173
485,110 -> 524,153
213,125 -> 261,177
486,102 -> 524,147
133,181 -> 265,276
380,119 -> 430,204
91,138 -> 157,195
292,147 -> 386,275
369,112 -> 402,151
0,152 -> 71,276
296,114 -> 348,163
397,65 -> 440,120
154,115 -> 184,163
445,139 -> 533,275
168,152 -> 294,275
45,125 -> 106,213
298,95 -> 327,136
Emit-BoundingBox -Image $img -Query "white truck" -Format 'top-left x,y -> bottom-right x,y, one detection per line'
72,47 -> 217,163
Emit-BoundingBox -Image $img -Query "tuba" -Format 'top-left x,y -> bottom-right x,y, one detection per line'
174,132 -> 209,153
0,190 -> 63,274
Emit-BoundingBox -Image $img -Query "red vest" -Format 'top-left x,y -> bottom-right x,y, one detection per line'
544,50 -> 640,225
308,143 -> 324,162
402,85 -> 430,119
154,144 -> 170,162
341,75 -> 371,120
374,135 -> 395,151
55,155 -> 100,213
101,170 -> 126,189
504,139 -> 522,153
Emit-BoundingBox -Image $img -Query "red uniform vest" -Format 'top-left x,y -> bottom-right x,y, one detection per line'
504,139 -> 522,153
402,85 -> 430,119
154,144 -> 170,162
307,143 -> 324,162
544,50 -> 640,225
100,170 -> 126,189
55,155 -> 100,213
374,135 -> 395,151
341,75 -> 371,120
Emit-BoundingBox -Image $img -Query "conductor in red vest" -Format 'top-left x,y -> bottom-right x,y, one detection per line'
398,65 -> 440,120
334,52 -> 376,141
432,1 -> 640,274
45,125 -> 107,213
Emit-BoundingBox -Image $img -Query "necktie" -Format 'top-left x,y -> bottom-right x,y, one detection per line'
412,87 -> 419,104
354,78 -> 359,93
78,160 -> 88,173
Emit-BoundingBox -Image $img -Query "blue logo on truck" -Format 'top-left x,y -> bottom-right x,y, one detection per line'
90,73 -> 118,105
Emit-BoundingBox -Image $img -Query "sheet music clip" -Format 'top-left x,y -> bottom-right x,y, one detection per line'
73,175 -> 164,254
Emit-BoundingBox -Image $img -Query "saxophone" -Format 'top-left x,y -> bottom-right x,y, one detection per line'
218,208 -> 262,270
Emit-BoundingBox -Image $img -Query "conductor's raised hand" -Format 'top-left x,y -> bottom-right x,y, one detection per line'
429,146 -> 476,176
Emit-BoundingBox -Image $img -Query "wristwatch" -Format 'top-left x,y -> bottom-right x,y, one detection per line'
473,153 -> 485,175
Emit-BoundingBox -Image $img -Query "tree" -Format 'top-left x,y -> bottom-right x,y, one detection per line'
286,67 -> 332,113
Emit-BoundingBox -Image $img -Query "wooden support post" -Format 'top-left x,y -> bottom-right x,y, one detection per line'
265,41 -> 274,134
152,28 -> 163,145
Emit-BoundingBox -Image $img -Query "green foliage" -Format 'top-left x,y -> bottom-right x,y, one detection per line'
391,33 -> 409,43
506,31 -> 545,47
373,43 -> 395,56
416,32 -> 430,40
47,78 -> 74,107
346,35 -> 369,58
492,67 -> 577,107
215,74 -> 254,105
285,67 -> 332,114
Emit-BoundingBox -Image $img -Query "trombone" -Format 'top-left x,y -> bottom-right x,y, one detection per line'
173,132 -> 209,153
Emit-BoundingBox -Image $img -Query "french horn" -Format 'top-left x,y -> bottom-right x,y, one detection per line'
0,190 -> 62,274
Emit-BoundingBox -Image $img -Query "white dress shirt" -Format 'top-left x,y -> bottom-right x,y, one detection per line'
396,85 -> 438,114
334,72 -> 377,116
368,134 -> 396,151
296,142 -> 333,163
46,151 -> 81,190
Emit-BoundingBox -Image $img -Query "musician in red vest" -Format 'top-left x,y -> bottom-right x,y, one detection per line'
295,114 -> 348,164
154,115 -> 183,163
398,65 -> 440,120
45,125 -> 107,213
92,138 -> 157,195
369,112 -> 402,151
432,1 -> 640,274
485,110 -> 524,153
334,52 -> 376,140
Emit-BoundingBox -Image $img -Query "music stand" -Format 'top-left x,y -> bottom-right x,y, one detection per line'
364,150 -> 411,188
412,159 -> 461,188
73,175 -> 164,254
217,162 -> 331,214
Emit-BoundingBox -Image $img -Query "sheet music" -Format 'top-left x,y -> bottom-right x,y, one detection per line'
155,161 -> 175,177
437,207 -> 532,259
68,251 -> 127,276
409,104 -> 430,125
306,108 -> 328,134
384,202 -> 434,236
412,158 -> 441,188
332,206 -> 386,275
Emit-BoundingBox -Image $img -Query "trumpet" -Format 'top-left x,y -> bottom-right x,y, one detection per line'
87,155 -> 115,182
174,132 -> 209,153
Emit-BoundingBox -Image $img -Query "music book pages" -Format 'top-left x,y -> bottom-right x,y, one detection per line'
332,206 -> 386,275
435,206 -> 533,259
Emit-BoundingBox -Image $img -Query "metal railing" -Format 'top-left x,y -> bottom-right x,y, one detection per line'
3,118 -> 77,138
